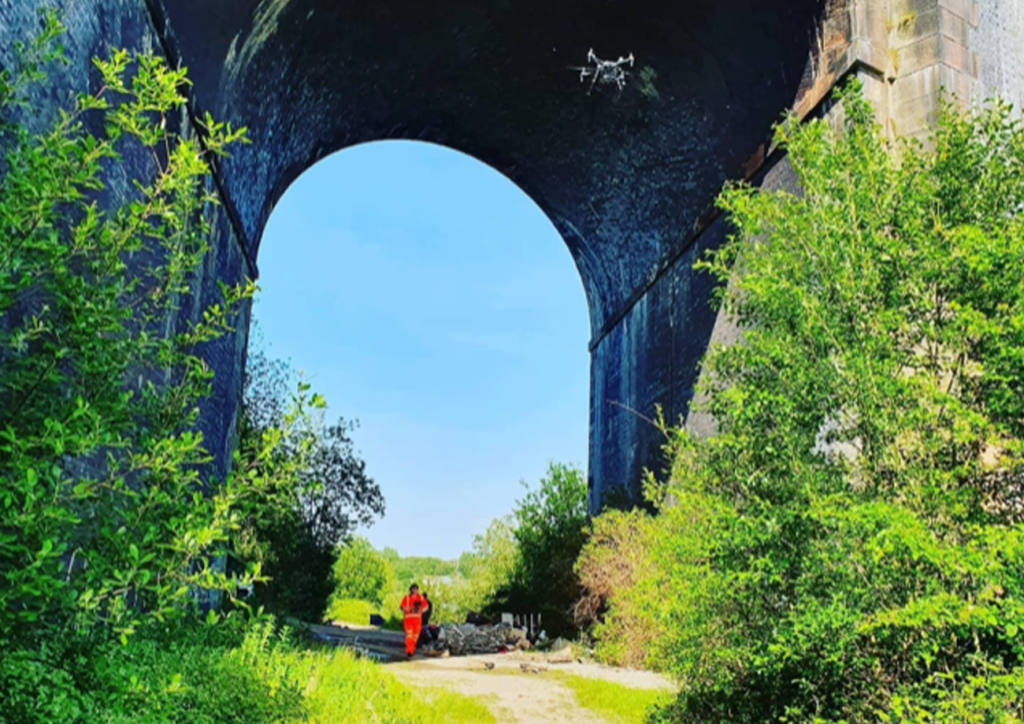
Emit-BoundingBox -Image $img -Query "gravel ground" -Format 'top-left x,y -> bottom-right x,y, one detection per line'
387,652 -> 675,724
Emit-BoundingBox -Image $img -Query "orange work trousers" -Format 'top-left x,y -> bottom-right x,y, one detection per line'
403,615 -> 422,656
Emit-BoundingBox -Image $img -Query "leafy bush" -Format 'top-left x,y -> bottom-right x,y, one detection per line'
427,516 -> 520,624
0,617 -> 495,724
0,11 -> 278,645
635,84 -> 1024,723
329,536 -> 396,611
575,508 -> 662,668
0,618 -> 301,724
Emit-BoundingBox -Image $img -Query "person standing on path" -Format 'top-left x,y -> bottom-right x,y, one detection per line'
400,584 -> 429,656
421,591 -> 433,627
418,590 -> 437,645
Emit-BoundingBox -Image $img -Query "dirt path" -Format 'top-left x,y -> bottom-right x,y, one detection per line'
387,653 -> 674,724
312,622 -> 674,723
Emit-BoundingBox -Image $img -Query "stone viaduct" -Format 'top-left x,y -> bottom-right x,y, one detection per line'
1,0 -> 1022,509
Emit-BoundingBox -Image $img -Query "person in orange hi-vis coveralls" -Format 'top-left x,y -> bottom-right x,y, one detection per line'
400,584 -> 429,656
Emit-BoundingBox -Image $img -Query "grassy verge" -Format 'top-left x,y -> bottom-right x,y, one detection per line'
1,619 -> 495,724
325,597 -> 403,631
550,672 -> 673,724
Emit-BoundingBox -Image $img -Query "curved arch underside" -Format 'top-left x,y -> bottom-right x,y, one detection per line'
156,0 -> 828,338
1,0 -> 851,503
144,0 -> 852,502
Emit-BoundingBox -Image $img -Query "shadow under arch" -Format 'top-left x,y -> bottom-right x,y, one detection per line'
159,0 -> 830,333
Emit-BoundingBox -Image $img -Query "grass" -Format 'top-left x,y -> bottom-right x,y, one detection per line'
296,648 -> 496,724
417,688 -> 497,724
4,619 -> 496,724
325,597 -> 378,626
549,672 -> 674,724
326,597 -> 403,631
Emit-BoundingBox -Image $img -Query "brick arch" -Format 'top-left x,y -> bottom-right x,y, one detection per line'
1,0 -> 862,503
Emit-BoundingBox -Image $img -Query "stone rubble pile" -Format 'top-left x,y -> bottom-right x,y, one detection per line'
427,623 -> 531,656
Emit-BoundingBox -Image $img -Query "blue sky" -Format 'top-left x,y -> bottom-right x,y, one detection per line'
254,141 -> 590,560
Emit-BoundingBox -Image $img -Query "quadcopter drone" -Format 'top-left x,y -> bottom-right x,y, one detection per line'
573,48 -> 635,96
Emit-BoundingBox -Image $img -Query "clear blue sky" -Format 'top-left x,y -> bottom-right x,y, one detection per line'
254,141 -> 590,560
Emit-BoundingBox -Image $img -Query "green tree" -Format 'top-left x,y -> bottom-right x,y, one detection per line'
645,84 -> 1024,723
429,516 -> 520,623
330,537 -> 396,608
505,462 -> 588,636
458,516 -> 520,603
236,342 -> 384,621
380,548 -> 457,588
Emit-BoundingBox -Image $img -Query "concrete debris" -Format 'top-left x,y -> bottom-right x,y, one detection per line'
506,627 -> 528,644
428,623 -> 529,656
541,638 -> 574,664
465,611 -> 498,626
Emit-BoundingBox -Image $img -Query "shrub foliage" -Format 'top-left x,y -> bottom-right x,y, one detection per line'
575,508 -> 661,668
329,536 -> 396,610
503,462 -> 588,636
0,13 -> 276,643
0,616 -> 496,724
593,85 -> 1024,723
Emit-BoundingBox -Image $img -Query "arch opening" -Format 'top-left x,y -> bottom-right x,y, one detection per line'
254,139 -> 590,556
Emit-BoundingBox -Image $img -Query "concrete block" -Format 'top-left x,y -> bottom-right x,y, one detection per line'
939,8 -> 972,46
893,63 -> 974,105
890,8 -> 946,50
851,0 -> 889,49
895,34 -> 973,77
890,0 -> 941,19
891,90 -> 942,137
938,0 -> 976,23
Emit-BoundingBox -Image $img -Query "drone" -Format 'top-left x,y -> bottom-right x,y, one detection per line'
572,48 -> 635,96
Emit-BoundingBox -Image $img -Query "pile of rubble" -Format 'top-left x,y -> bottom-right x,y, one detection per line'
426,623 -> 532,656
